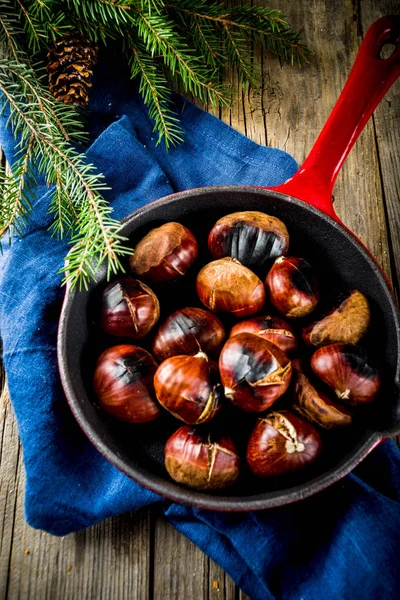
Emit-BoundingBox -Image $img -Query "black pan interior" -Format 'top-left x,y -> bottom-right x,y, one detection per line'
58,187 -> 400,510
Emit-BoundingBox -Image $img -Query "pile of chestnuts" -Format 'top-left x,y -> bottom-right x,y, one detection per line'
92,211 -> 381,492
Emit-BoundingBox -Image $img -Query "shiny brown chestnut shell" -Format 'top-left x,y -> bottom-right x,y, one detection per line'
246,410 -> 322,477
100,277 -> 160,339
154,352 -> 222,424
208,211 -> 289,267
219,332 -> 292,412
165,426 -> 240,490
302,290 -> 371,347
230,315 -> 298,353
129,222 -> 198,283
93,345 -> 160,423
152,307 -> 225,363
311,343 -> 381,405
265,256 -> 319,318
196,258 -> 265,317
291,370 -> 352,429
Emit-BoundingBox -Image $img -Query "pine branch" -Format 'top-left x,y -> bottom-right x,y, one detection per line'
22,0 -> 71,45
175,11 -> 223,69
128,39 -> 183,147
0,0 -> 312,289
166,1 -> 311,66
14,0 -> 41,50
0,15 -> 19,62
221,24 -> 258,87
136,9 -> 228,105
0,75 -> 131,287
0,136 -> 35,240
65,0 -> 136,39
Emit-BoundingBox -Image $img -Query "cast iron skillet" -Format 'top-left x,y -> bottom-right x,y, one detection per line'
58,17 -> 400,510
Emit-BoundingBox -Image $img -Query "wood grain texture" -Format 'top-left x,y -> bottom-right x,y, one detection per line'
359,0 -> 400,297
1,1 -> 399,599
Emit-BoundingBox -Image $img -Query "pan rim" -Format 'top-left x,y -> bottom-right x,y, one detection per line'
57,185 -> 400,510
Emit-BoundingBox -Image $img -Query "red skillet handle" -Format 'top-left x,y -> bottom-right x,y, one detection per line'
272,16 -> 400,220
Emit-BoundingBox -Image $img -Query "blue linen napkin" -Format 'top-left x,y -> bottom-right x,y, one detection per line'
1,62 -> 400,600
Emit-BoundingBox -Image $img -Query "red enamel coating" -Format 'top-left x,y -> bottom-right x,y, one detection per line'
271,16 -> 400,222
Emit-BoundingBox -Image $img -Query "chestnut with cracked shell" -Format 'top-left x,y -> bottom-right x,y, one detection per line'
208,211 -> 289,267
303,290 -> 370,347
246,410 -> 322,477
165,426 -> 240,490
152,307 -> 225,362
219,332 -> 292,412
290,369 -> 352,429
154,352 -> 222,424
100,277 -> 160,339
130,222 -> 198,283
230,315 -> 298,354
311,343 -> 381,405
93,345 -> 160,423
196,258 -> 265,317
265,256 -> 319,318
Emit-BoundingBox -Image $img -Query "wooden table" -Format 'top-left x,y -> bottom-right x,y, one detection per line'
1,1 -> 399,598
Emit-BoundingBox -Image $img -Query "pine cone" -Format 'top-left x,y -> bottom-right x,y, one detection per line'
47,33 -> 98,107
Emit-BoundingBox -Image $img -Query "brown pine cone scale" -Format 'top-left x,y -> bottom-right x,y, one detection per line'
47,33 -> 98,107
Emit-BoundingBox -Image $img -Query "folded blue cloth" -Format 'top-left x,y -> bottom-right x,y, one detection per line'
1,63 -> 400,600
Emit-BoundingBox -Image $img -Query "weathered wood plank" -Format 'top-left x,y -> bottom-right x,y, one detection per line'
209,559 -> 237,600
153,513 -> 208,600
359,0 -> 400,297
0,388 -> 21,600
5,496 -> 152,600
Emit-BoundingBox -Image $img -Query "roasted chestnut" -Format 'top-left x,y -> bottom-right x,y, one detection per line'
152,307 -> 225,362
208,211 -> 289,267
311,343 -> 381,405
230,315 -> 298,353
246,410 -> 322,477
302,290 -> 370,347
290,369 -> 352,429
93,345 -> 160,423
219,332 -> 292,412
154,352 -> 222,424
129,222 -> 198,283
165,426 -> 240,490
265,256 -> 319,318
100,277 -> 160,339
196,258 -> 265,317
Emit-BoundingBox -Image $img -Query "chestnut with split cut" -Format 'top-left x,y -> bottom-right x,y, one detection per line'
196,257 -> 265,317
246,410 -> 322,477
230,315 -> 298,354
303,290 -> 371,347
93,345 -> 160,423
154,352 -> 222,424
311,343 -> 381,405
165,426 -> 240,490
130,222 -> 198,283
265,256 -> 319,319
219,332 -> 292,412
208,210 -> 289,268
152,307 -> 225,363
100,277 -> 160,339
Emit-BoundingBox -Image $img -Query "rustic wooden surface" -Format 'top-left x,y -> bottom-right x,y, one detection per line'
1,1 -> 399,598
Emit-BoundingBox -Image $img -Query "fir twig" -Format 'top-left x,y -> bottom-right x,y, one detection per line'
0,134 -> 34,239
0,0 -> 312,288
136,9 -> 228,105
129,39 -> 183,146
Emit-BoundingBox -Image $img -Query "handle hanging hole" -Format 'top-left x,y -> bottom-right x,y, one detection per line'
379,43 -> 397,59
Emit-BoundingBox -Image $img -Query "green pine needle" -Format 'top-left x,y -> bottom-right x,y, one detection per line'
0,0 -> 312,289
